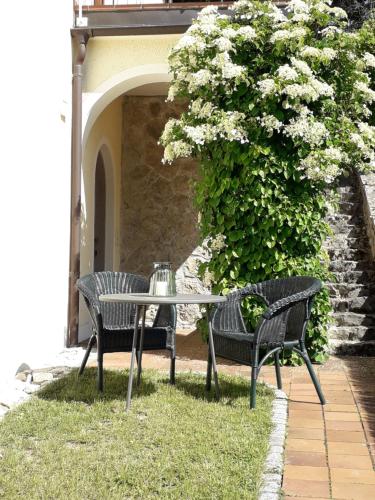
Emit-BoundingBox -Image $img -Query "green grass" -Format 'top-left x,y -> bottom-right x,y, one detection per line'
0,369 -> 274,499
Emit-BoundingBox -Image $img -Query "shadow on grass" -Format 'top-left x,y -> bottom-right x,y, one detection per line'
171,374 -> 272,404
38,368 -> 157,404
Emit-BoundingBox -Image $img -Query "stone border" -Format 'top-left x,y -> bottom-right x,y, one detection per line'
258,386 -> 288,500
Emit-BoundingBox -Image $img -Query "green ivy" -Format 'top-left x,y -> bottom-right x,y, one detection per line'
161,2 -> 375,364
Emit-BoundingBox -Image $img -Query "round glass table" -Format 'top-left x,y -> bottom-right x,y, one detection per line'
99,293 -> 227,411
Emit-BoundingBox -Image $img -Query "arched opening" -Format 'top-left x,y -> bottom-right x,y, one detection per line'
94,151 -> 106,272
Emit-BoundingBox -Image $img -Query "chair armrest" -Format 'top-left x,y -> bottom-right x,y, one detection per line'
76,280 -> 100,313
262,280 -> 321,320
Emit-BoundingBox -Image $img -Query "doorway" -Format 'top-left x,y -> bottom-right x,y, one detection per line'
94,151 -> 106,271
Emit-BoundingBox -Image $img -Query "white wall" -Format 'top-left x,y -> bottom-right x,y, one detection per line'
0,1 -> 72,379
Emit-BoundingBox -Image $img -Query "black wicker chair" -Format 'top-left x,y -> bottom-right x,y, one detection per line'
77,271 -> 176,391
206,276 -> 326,409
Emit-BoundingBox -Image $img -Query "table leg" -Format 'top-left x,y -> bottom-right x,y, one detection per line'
126,304 -> 141,411
136,306 -> 146,386
207,310 -> 220,400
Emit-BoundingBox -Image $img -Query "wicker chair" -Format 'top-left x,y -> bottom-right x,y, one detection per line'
77,271 -> 176,391
206,276 -> 326,409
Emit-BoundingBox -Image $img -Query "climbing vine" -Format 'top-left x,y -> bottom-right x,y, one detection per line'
161,0 -> 375,363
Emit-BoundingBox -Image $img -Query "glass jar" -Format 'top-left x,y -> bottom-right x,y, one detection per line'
149,262 -> 176,296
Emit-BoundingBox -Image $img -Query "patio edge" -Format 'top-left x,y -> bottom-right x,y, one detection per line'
258,385 -> 288,500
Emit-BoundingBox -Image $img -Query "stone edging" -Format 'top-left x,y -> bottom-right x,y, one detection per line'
258,386 -> 288,500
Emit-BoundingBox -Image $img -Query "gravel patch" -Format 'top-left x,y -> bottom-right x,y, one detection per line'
0,348 -> 93,420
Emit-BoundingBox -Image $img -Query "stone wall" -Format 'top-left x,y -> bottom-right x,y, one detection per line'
358,173 -> 375,262
120,96 -> 208,327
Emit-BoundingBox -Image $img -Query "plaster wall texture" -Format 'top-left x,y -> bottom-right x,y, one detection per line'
0,0 -> 72,380
120,96 -> 208,327
83,35 -> 181,92
80,97 -> 123,341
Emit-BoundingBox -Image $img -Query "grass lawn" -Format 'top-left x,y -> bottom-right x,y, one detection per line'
0,369 -> 274,499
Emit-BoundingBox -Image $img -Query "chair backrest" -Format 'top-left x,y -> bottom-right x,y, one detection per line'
253,276 -> 321,344
77,271 -> 149,330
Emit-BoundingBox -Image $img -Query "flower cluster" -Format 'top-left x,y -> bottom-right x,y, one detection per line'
162,0 -> 375,182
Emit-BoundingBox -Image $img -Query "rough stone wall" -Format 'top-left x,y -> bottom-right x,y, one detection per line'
358,173 -> 375,262
120,96 -> 208,327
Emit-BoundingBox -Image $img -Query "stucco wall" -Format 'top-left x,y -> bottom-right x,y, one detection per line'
80,97 -> 123,341
0,0 -> 72,380
120,96 -> 208,327
83,35 -> 181,92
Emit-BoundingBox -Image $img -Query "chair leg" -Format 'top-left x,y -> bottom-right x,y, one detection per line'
97,351 -> 104,392
78,334 -> 96,376
274,350 -> 282,390
250,348 -> 259,409
206,348 -> 212,391
136,306 -> 146,387
170,349 -> 176,385
293,346 -> 326,405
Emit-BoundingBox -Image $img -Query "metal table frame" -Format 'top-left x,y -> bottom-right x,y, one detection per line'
99,293 -> 227,411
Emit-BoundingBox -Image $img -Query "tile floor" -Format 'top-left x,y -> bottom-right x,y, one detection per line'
90,329 -> 375,499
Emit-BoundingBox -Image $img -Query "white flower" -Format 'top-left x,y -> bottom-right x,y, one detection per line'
321,26 -> 342,38
183,124 -> 217,145
321,48 -> 337,61
237,26 -> 257,41
198,5 -> 219,17
216,111 -> 249,143
364,52 -> 375,69
222,27 -> 237,39
330,7 -> 348,19
268,9 -> 288,24
160,119 -> 179,143
287,0 -> 310,14
166,86 -> 176,102
202,269 -> 215,288
354,81 -> 375,103
299,46 -> 337,63
259,114 -> 283,135
215,37 -> 233,52
271,27 -> 307,43
162,141 -> 193,164
283,81 -> 332,102
300,46 -> 322,59
277,64 -> 299,81
350,132 -> 366,150
310,78 -> 334,97
213,52 -> 246,80
257,78 -> 277,97
175,35 -> 205,52
190,99 -> 215,119
357,122 -> 375,142
188,69 -> 212,92
284,116 -> 328,146
291,58 -> 313,77
210,233 -> 227,251
291,13 -> 311,23
299,147 -> 343,184
324,147 -> 348,162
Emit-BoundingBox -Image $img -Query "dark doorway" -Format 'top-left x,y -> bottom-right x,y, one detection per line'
94,151 -> 106,272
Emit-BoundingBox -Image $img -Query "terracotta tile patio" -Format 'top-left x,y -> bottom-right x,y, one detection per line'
92,329 -> 375,499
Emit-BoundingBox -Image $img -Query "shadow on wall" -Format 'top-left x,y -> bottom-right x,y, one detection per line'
120,95 -> 209,326
343,357 -> 375,451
